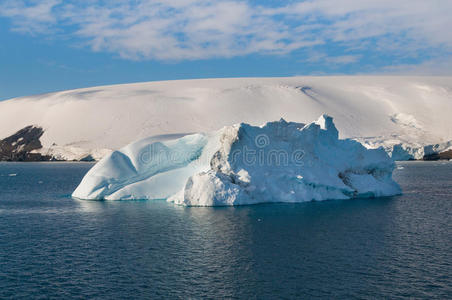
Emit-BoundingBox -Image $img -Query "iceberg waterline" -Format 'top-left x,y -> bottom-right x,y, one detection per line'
72,115 -> 401,206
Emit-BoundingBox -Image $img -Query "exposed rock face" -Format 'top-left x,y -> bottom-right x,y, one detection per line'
423,149 -> 452,161
0,126 -> 51,161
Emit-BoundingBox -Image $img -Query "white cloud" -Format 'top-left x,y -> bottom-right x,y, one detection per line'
304,53 -> 361,65
382,56 -> 452,76
0,0 -> 451,64
0,0 -> 60,34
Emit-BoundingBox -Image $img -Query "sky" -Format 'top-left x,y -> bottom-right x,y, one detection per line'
1,0 -> 451,100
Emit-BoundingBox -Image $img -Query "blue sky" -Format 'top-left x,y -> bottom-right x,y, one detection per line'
1,0 -> 451,100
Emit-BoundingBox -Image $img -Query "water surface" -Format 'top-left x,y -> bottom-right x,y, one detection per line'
0,161 -> 451,299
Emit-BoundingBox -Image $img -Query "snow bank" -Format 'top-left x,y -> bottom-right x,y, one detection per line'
358,137 -> 452,161
72,115 -> 401,206
1,77 -> 451,161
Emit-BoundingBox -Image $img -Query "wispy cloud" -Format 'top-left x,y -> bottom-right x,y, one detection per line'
0,0 -> 60,35
1,0 -> 451,65
303,53 -> 362,65
382,57 -> 452,76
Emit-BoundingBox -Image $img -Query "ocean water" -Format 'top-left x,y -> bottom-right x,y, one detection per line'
0,161 -> 451,299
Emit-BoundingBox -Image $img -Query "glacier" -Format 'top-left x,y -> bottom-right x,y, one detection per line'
72,115 -> 401,206
1,77 -> 452,161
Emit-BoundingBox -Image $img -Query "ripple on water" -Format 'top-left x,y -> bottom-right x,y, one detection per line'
0,161 -> 451,298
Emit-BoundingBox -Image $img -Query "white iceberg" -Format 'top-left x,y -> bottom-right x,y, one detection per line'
72,115 -> 401,206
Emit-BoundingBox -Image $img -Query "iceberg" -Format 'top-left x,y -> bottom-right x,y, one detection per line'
72,115 -> 401,206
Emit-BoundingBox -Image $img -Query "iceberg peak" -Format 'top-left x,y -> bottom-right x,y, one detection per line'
315,114 -> 338,139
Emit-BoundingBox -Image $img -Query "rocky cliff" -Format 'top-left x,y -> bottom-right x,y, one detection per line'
0,126 -> 51,161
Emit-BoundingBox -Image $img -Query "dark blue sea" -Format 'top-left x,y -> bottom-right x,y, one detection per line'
0,161 -> 451,299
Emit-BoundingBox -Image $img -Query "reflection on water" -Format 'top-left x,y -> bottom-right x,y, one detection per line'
0,161 -> 451,298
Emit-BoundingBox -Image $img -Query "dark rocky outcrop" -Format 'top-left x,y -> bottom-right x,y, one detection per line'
423,149 -> 452,161
0,126 -> 52,161
80,154 -> 95,162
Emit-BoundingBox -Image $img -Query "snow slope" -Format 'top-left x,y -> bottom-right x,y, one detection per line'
0,77 -> 451,160
72,115 -> 401,205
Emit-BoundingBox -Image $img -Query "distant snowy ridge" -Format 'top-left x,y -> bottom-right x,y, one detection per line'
357,137 -> 452,161
0,76 -> 451,161
72,115 -> 401,205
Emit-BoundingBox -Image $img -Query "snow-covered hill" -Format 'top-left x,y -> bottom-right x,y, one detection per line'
0,76 -> 451,160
